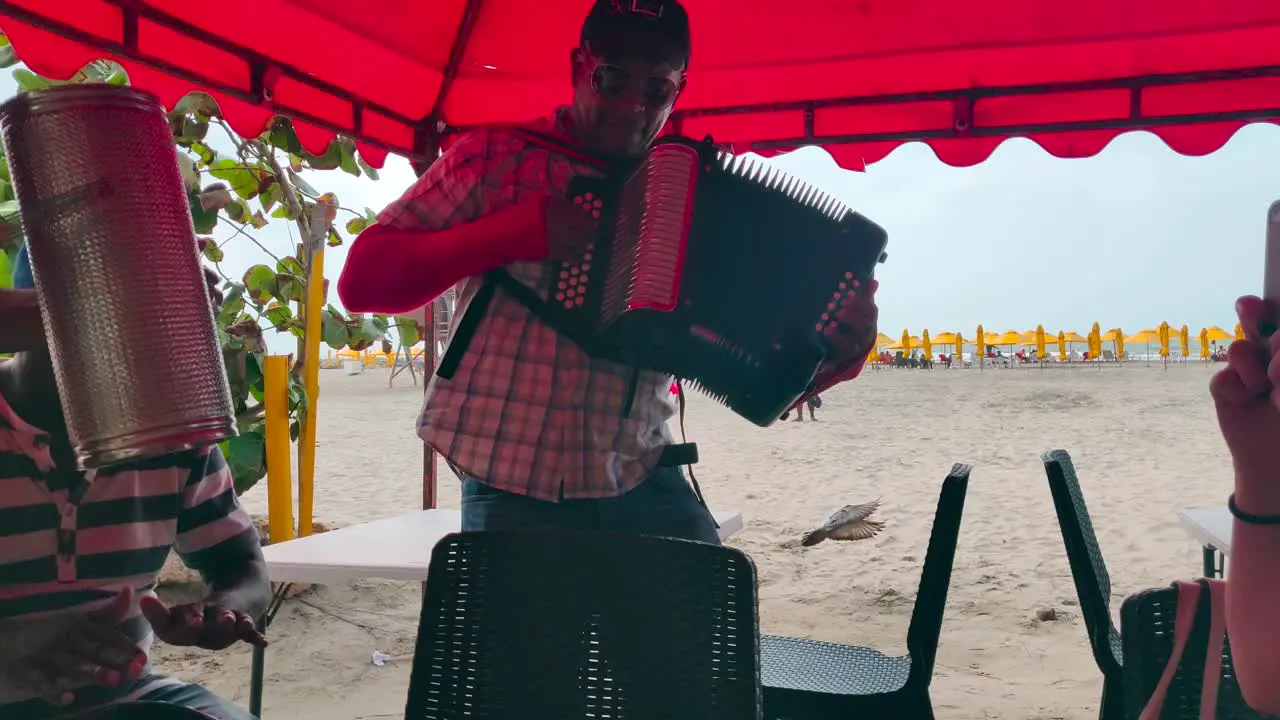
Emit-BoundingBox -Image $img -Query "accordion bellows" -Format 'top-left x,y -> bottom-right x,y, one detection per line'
555,136 -> 888,426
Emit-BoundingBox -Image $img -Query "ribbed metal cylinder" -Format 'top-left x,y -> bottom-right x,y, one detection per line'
2,85 -> 235,468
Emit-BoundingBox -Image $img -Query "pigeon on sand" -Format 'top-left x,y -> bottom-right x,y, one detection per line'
800,498 -> 885,547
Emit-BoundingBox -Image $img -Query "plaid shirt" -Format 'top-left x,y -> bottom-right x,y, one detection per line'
377,111 -> 676,501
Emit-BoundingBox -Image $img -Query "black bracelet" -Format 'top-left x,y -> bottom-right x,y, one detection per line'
1228,493 -> 1280,525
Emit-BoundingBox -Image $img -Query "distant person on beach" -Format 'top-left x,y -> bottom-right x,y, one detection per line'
337,0 -> 879,541
789,395 -> 821,422
0,245 -> 268,719
1210,294 -> 1280,714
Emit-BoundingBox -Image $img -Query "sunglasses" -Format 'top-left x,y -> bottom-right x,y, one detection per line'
583,50 -> 682,109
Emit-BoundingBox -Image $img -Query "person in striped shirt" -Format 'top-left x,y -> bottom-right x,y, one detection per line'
0,244 -> 269,718
338,0 -> 880,541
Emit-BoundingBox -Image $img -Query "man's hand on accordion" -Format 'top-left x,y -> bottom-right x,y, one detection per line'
544,195 -> 600,262
812,278 -> 880,394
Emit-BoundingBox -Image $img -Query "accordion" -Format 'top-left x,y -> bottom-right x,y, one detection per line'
438,134 -> 888,426
542,136 -> 888,426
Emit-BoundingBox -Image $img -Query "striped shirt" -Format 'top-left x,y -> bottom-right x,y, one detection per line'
0,387 -> 255,707
380,110 -> 676,502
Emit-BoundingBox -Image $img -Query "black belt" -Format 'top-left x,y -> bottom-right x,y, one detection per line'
447,442 -> 697,483
657,442 -> 698,467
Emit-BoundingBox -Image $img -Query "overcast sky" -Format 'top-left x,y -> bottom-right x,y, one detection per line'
4,71 -> 1272,354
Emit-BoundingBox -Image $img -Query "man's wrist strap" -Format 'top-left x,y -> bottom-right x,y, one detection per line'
1228,493 -> 1280,525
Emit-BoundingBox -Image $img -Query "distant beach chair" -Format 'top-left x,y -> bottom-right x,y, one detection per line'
405,531 -> 760,720
1120,582 -> 1265,719
760,463 -> 971,720
1040,449 -> 1123,720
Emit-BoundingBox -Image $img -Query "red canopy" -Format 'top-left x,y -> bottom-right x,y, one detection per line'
6,0 -> 1280,170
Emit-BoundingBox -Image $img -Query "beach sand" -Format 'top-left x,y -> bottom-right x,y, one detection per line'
154,359 -> 1232,719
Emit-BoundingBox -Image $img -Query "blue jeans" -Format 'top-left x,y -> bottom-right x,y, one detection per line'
460,465 -> 721,544
5,676 -> 254,719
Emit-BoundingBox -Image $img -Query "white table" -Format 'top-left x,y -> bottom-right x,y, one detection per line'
263,507 -> 744,584
250,508 -> 745,715
1177,506 -> 1232,577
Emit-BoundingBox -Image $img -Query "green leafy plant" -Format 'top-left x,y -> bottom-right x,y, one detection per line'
5,52 -> 422,493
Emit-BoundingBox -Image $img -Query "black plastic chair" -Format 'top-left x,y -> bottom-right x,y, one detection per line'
1041,449 -> 1124,720
1120,582 -> 1269,719
760,462 -> 972,719
405,530 -> 761,720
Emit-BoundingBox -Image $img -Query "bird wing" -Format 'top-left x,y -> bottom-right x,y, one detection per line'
822,498 -> 881,530
827,518 -> 886,541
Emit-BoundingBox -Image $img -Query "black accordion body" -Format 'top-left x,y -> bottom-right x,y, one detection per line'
442,135 -> 888,427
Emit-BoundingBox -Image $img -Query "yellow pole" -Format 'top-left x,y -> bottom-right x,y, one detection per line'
297,250 -> 323,538
264,355 -> 295,544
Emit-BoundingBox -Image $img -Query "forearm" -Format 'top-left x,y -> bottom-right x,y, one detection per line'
193,529 -> 271,618
0,289 -> 43,354
338,199 -> 550,314
204,558 -> 271,619
1225,473 -> 1280,714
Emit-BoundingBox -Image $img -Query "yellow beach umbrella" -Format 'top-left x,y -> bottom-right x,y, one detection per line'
1035,324 -> 1047,359
1127,328 -> 1160,344
1179,325 -> 1190,358
1204,326 -> 1232,342
1104,327 -> 1125,360
1090,322 -> 1102,358
921,329 -> 933,360
1234,323 -> 1246,342
1199,327 -> 1210,359
991,330 -> 1022,346
874,332 -> 894,348
953,330 -> 964,360
1057,330 -> 1067,361
1158,321 -> 1171,357
901,329 -> 913,355
976,324 -> 986,355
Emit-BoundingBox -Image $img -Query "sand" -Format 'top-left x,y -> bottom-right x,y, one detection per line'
152,359 -> 1234,719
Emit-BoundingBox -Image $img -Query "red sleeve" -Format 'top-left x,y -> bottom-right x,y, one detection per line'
337,129 -> 549,314
797,354 -> 870,404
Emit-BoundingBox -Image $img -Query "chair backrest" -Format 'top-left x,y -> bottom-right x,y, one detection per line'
406,530 -> 761,720
905,463 -> 971,685
1041,449 -> 1122,677
1121,583 -> 1267,719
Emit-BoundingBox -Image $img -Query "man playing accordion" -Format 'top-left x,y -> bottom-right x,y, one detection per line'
338,0 -> 879,542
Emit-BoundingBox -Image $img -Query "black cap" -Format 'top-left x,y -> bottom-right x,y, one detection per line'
580,0 -> 691,67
